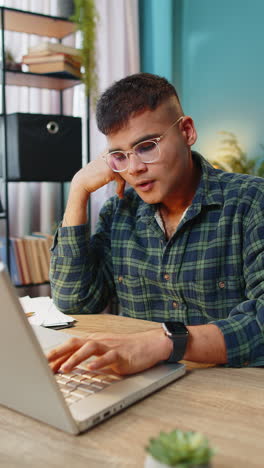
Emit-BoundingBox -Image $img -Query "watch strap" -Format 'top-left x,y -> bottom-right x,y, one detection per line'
167,334 -> 187,363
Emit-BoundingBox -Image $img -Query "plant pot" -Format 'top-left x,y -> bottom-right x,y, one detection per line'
55,0 -> 74,18
144,454 -> 211,468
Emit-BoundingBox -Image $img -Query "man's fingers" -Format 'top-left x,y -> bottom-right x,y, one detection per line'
46,336 -> 86,362
115,176 -> 125,199
60,340 -> 109,373
88,349 -> 119,371
49,351 -> 74,373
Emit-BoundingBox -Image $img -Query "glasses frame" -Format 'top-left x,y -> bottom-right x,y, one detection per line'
102,115 -> 184,173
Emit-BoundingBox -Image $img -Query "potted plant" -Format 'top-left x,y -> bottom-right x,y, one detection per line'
70,0 -> 98,98
210,130 -> 264,176
145,429 -> 215,468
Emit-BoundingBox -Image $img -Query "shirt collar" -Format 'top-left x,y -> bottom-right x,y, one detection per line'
191,151 -> 224,208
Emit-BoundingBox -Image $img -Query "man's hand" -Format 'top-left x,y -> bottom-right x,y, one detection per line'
72,156 -> 126,199
47,329 -> 173,376
62,156 -> 126,227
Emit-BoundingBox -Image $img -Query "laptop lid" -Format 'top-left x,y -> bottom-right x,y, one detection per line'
0,262 -> 78,434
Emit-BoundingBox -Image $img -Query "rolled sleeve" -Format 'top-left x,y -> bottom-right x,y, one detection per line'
212,198 -> 264,367
50,209 -> 115,315
51,223 -> 90,257
212,307 -> 264,366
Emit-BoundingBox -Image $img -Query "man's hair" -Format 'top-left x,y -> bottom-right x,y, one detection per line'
96,73 -> 180,135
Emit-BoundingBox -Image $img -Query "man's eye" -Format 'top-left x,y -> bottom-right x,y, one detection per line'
111,152 -> 126,161
136,141 -> 156,154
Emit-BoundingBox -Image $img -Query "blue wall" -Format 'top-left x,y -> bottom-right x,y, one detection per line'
140,0 -> 264,161
139,0 -> 174,82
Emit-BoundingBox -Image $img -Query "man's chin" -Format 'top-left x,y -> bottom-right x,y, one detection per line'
134,188 -> 161,204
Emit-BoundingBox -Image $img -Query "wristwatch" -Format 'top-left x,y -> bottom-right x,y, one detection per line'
162,321 -> 189,363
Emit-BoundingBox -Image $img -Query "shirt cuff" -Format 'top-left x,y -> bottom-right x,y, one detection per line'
211,314 -> 264,367
51,222 -> 90,257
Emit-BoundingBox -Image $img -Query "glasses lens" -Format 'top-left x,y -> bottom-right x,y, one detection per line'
134,140 -> 160,163
106,152 -> 128,172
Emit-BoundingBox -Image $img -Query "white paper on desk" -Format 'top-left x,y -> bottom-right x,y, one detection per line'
19,296 -> 75,327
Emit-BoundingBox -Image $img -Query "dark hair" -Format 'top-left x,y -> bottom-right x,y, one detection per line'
96,73 -> 180,135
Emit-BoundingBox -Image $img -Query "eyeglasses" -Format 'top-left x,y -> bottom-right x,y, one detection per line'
102,115 -> 184,173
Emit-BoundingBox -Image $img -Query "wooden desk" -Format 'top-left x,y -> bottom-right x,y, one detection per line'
1,315 -> 263,467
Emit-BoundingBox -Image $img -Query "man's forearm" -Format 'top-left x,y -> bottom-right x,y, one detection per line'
62,176 -> 90,227
184,323 -> 227,364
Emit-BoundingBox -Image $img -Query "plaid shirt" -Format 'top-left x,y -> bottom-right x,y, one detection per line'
50,152 -> 264,367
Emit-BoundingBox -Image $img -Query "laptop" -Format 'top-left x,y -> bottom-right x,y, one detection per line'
0,262 -> 186,434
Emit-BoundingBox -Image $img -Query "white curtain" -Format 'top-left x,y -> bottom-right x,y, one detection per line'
0,0 -> 140,237
89,0 -> 140,233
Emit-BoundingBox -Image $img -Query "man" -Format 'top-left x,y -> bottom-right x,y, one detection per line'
48,73 -> 264,375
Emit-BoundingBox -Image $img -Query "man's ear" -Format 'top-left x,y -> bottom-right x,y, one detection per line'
180,116 -> 197,146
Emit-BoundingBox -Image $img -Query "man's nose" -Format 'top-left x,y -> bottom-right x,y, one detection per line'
127,152 -> 147,175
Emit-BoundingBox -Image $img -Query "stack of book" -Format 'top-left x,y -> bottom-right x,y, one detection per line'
22,42 -> 82,79
0,233 -> 54,286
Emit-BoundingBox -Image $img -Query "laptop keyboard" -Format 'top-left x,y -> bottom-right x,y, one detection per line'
55,367 -> 123,406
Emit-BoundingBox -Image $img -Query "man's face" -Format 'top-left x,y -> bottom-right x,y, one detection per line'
106,99 -> 197,206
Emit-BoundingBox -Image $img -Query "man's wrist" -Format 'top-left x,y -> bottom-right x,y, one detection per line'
155,328 -> 174,361
162,322 -> 189,362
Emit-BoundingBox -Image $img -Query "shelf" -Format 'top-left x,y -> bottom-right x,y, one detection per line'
4,69 -> 80,90
0,7 -> 75,39
0,212 -> 6,219
6,178 -> 71,183
16,281 -> 50,288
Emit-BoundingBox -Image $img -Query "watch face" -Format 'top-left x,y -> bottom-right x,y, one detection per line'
163,321 -> 188,335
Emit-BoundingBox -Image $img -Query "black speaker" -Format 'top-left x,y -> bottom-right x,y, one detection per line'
0,113 -> 82,181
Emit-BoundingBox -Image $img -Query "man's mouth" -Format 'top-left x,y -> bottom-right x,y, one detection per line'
136,180 -> 155,192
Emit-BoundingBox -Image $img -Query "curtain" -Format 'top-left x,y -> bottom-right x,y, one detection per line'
89,0 -> 140,233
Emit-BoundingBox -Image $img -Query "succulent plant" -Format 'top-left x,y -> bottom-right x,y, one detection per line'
146,429 -> 215,467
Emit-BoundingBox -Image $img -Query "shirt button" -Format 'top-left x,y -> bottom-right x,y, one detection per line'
172,301 -> 179,309
218,281 -> 225,289
164,273 -> 170,280
118,276 -> 123,283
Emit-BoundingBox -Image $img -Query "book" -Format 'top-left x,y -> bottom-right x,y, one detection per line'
36,238 -> 50,282
28,61 -> 81,79
22,52 -> 82,68
23,236 -> 44,284
10,238 -> 24,285
31,233 -> 52,270
0,237 -> 22,285
28,41 -> 81,57
13,237 -> 31,284
22,237 -> 39,284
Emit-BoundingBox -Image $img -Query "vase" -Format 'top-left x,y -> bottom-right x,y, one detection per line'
55,0 -> 74,18
144,454 -> 211,468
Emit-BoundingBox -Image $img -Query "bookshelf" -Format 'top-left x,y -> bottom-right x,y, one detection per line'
0,7 -> 88,294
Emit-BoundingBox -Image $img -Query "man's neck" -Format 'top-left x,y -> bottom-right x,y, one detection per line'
160,157 -> 201,217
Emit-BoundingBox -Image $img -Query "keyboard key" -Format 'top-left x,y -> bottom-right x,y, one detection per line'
72,368 -> 87,375
60,386 -> 71,395
65,381 -> 78,390
77,383 -> 96,393
73,388 -> 93,398
71,375 -> 86,383
65,395 -> 80,405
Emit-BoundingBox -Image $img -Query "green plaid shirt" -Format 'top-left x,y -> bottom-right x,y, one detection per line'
50,152 -> 264,367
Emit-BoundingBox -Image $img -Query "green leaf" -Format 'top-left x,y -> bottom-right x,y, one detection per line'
146,429 -> 215,466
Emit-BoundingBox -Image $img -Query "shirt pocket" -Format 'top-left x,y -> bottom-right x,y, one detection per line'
188,276 -> 246,320
115,274 -> 151,319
